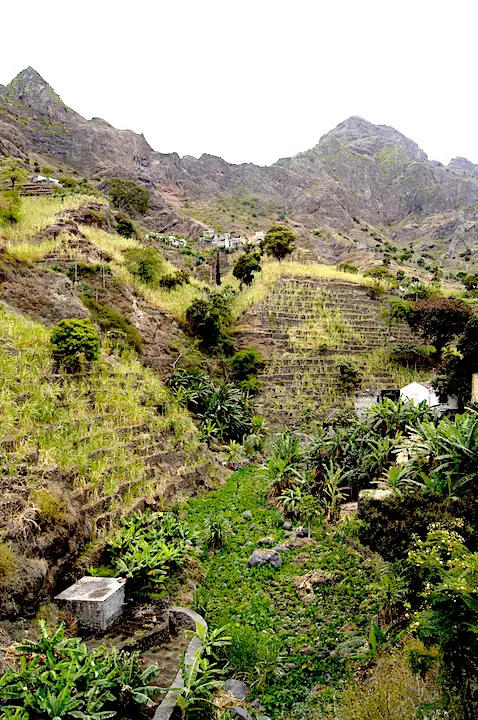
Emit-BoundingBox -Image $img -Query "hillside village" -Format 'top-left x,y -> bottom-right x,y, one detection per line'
0,63 -> 477,720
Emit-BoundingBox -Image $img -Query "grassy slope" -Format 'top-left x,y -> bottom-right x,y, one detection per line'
0,305 -> 206,531
183,468 -> 382,719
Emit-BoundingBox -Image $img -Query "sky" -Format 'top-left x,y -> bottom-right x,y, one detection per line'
1,0 -> 477,167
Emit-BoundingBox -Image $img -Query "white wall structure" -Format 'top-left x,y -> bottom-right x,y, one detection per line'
400,381 -> 458,414
55,576 -> 126,630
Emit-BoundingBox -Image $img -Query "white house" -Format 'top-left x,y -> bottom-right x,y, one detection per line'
35,175 -> 61,185
400,381 -> 458,415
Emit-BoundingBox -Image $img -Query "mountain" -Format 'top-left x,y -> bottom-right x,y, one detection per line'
1,67 -> 478,272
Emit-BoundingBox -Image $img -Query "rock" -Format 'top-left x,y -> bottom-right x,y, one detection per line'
258,536 -> 275,546
247,549 -> 282,568
285,537 -> 317,551
294,526 -> 308,538
243,510 -> 253,520
224,679 -> 249,701
250,698 -> 260,708
282,520 -> 292,531
273,544 -> 290,553
245,540 -> 253,547
231,708 -> 252,720
250,523 -> 258,530
292,570 -> 335,603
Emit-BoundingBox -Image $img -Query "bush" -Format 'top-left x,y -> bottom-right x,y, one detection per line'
337,360 -> 362,389
358,491 -> 478,560
226,625 -> 281,681
228,347 -> 265,381
116,217 -> 135,238
124,247 -> 164,285
108,178 -> 150,215
389,343 -> 433,367
158,269 -> 190,290
60,176 -> 78,188
185,290 -> 233,351
239,377 -> 262,395
81,296 -> 142,353
407,296 -> 473,354
337,262 -> 359,274
50,318 -> 100,371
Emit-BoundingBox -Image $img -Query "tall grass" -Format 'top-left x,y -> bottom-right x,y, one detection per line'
82,225 -> 206,320
0,306 -> 199,511
228,260 -> 386,319
1,195 -> 104,242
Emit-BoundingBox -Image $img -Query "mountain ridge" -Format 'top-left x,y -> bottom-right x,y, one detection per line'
1,67 -> 478,272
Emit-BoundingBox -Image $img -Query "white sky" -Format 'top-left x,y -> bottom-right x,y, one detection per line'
1,0 -> 477,166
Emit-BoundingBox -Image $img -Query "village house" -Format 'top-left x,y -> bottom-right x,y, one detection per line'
400,381 -> 458,415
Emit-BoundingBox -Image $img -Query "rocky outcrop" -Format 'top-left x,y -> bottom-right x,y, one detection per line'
2,68 -> 478,267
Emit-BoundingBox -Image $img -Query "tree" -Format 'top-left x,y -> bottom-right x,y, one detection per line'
363,266 -> 394,282
123,248 -> 163,285
434,316 -> 478,404
232,252 -> 261,288
50,318 -> 100,372
261,224 -> 296,262
228,347 -> 264,380
0,157 -> 27,190
108,178 -> 150,215
407,297 -> 473,355
185,298 -> 223,349
380,298 -> 415,338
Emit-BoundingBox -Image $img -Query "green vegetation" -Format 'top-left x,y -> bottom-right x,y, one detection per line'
261,224 -> 296,261
50,318 -> 100,371
407,296 -> 473,355
185,289 -> 234,353
166,367 -> 253,442
108,177 -> 150,215
123,246 -> 164,284
232,251 -> 261,288
80,296 -> 143,353
0,621 -> 158,718
435,316 -> 478,404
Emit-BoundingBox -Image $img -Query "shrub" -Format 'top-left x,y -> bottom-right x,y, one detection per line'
407,296 -> 473,354
158,269 -> 190,290
364,266 -> 394,282
337,262 -> 359,274
389,343 -> 433,367
185,291 -> 233,351
226,625 -> 281,683
108,177 -> 150,215
228,347 -> 265,381
116,217 -> 135,237
60,176 -> 78,188
50,318 -> 100,371
239,376 -> 262,395
358,491 -> 478,560
337,360 -> 362,389
124,247 -> 164,285
80,296 -> 142,353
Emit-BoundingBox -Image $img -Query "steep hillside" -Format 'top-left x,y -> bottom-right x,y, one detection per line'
233,271 -> 428,429
0,304 -> 223,620
1,68 -> 477,274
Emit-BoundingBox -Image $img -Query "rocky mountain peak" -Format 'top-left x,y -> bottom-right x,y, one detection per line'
5,66 -> 77,122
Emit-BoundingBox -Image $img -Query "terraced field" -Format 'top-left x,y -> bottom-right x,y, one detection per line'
236,277 -> 425,428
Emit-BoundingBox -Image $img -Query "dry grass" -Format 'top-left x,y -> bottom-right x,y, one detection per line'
228,260 -> 388,319
5,239 -> 61,263
335,640 -> 440,720
82,225 -> 207,320
1,195 -> 104,242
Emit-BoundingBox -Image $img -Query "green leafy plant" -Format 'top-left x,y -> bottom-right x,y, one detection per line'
50,318 -> 100,372
108,178 -> 150,215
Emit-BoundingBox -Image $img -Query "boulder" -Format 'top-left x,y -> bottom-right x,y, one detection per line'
224,679 -> 249,701
282,520 -> 292,531
243,510 -> 253,520
247,549 -> 282,568
294,526 -> 308,538
258,536 -> 276,546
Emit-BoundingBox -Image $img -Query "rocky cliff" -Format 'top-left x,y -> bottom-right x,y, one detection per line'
1,68 -> 477,271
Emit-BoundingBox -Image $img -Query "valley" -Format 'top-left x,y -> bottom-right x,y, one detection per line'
0,67 -> 477,720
